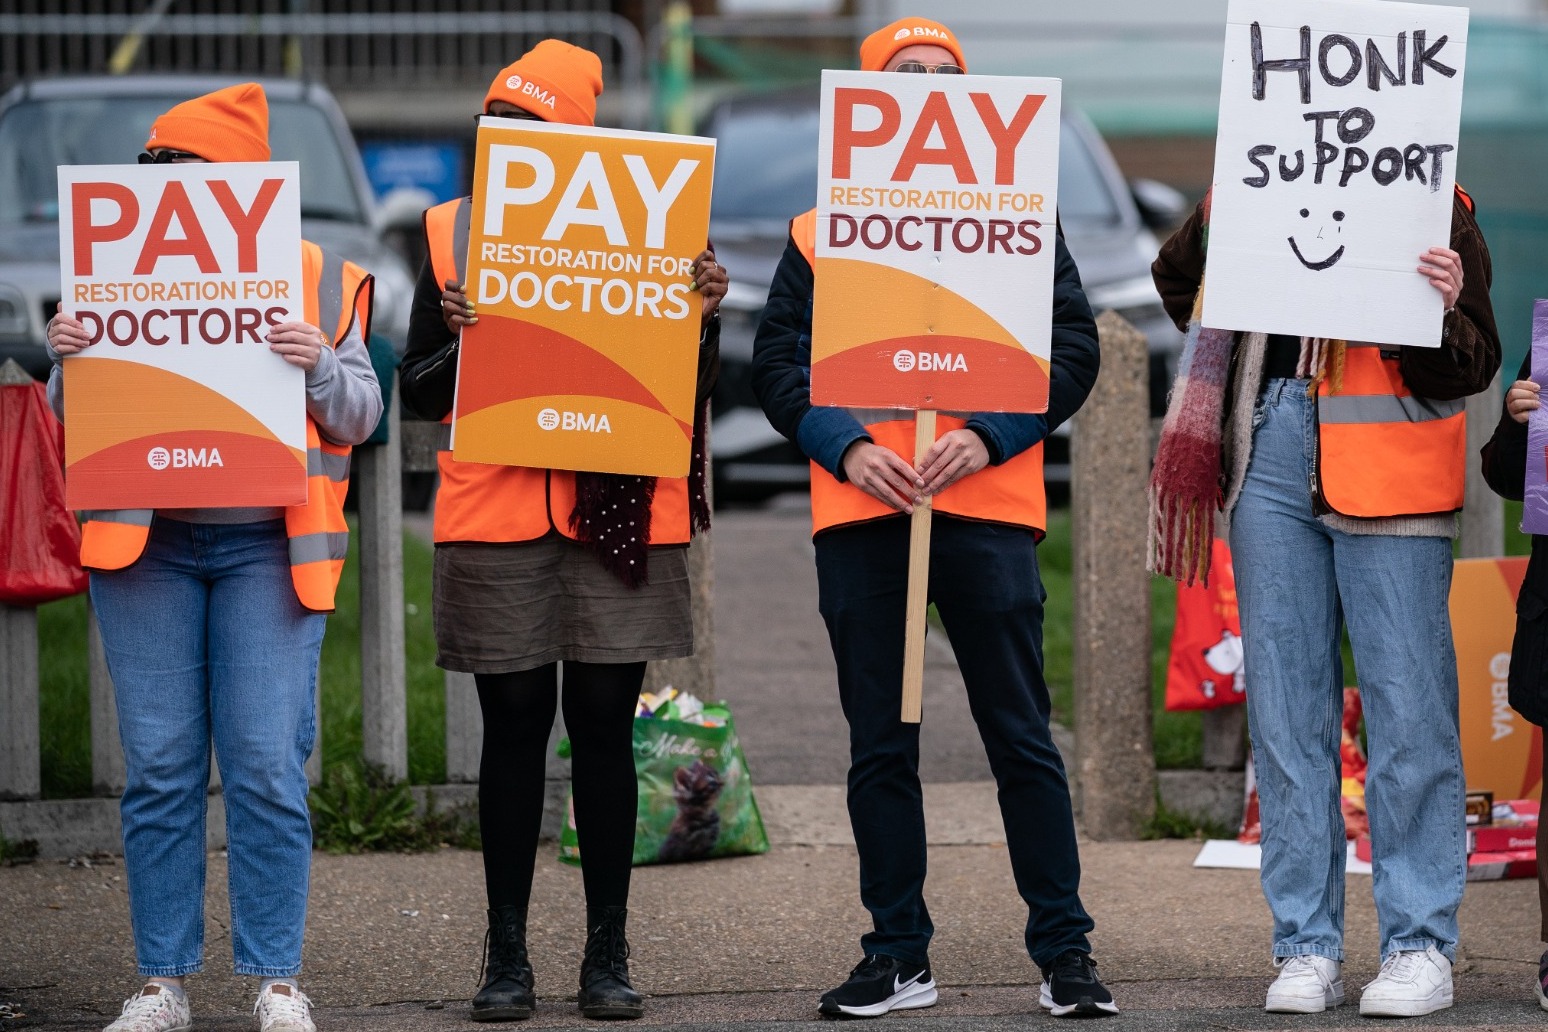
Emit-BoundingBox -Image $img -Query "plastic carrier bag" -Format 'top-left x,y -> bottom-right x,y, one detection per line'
0,375 -> 88,605
559,690 -> 770,866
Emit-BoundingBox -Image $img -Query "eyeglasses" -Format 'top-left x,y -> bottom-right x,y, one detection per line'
894,62 -> 964,74
474,109 -> 544,126
138,150 -> 202,164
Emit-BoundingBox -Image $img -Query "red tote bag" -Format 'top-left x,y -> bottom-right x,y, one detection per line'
0,376 -> 88,605
1164,537 -> 1245,711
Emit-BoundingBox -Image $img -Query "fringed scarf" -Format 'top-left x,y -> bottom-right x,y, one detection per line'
1147,284 -> 1346,586
568,400 -> 713,588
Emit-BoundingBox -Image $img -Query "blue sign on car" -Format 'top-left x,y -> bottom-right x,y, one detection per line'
361,140 -> 464,205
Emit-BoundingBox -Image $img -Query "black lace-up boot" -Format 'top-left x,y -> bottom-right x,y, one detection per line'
472,904 -> 535,1021
577,905 -> 644,1019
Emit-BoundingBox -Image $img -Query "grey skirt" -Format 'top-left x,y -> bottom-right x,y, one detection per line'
432,534 -> 694,673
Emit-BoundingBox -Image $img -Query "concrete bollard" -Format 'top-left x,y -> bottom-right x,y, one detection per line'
356,378 -> 409,782
1071,310 -> 1156,840
1460,374 -> 1504,560
87,601 -> 126,796
445,670 -> 483,783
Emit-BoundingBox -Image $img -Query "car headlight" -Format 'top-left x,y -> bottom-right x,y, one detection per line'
0,283 -> 29,337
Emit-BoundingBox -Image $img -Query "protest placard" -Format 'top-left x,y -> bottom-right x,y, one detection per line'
1524,300 -> 1548,534
812,69 -> 1062,412
58,162 -> 305,510
1451,557 -> 1542,804
452,119 -> 715,478
1203,0 -> 1468,346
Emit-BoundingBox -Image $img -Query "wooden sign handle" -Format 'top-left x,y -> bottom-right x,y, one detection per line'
901,409 -> 936,724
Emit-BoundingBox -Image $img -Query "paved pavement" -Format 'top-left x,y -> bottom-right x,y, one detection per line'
2,499 -> 1542,1029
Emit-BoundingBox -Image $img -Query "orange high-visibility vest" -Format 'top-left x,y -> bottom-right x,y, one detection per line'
1316,347 -> 1466,517
422,198 -> 694,545
789,209 -> 1047,536
1313,183 -> 1475,519
79,241 -> 374,613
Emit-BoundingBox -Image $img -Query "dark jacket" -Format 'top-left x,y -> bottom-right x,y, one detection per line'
750,224 -> 1101,480
1480,350 -> 1548,726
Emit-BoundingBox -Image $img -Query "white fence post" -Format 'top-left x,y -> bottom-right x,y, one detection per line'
356,376 -> 408,781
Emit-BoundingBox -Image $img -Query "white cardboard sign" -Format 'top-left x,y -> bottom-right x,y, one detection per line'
1203,0 -> 1468,347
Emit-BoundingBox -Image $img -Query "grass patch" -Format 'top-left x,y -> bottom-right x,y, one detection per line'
1140,799 -> 1238,841
36,524 -> 444,798
309,760 -> 479,854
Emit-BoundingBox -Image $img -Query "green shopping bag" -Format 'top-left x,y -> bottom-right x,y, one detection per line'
559,704 -> 769,866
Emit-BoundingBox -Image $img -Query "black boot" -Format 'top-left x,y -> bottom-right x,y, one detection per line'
577,905 -> 644,1019
472,904 -> 535,1021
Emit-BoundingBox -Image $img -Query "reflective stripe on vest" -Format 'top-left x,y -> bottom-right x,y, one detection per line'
423,197 -> 693,546
79,241 -> 371,612
1316,346 -> 1466,518
790,209 -> 1048,535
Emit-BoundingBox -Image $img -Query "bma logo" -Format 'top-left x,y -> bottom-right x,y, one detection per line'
895,25 -> 952,43
504,73 -> 557,109
537,407 -> 612,434
147,445 -> 224,470
892,350 -> 968,373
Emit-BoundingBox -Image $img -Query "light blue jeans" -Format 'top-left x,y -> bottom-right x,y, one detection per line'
1229,378 -> 1466,964
91,518 -> 324,977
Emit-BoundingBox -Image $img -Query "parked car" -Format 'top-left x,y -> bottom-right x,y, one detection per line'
701,88 -> 1187,502
0,75 -> 419,380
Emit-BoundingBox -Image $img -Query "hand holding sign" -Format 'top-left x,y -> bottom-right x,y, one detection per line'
47,303 -> 93,355
1507,379 -> 1541,425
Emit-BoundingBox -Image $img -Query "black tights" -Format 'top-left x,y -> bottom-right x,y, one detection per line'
474,662 -> 644,914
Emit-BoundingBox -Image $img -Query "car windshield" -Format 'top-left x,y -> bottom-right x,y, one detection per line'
0,94 -> 365,226
708,98 -> 1121,227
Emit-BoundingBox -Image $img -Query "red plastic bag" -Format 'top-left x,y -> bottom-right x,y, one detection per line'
1164,538 -> 1245,711
1,377 -> 87,604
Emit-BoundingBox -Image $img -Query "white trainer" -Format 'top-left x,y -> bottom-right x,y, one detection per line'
1359,945 -> 1453,1017
253,983 -> 316,1032
1264,955 -> 1344,1013
104,984 -> 192,1032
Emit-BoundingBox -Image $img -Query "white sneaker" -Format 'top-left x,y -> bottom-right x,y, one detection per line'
253,983 -> 315,1032
104,984 -> 192,1032
1265,955 -> 1344,1013
1359,945 -> 1453,1017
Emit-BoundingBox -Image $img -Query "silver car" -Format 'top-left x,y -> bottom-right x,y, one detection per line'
0,75 -> 417,379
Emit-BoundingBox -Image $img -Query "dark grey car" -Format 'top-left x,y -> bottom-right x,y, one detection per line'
701,88 -> 1185,501
0,75 -> 418,380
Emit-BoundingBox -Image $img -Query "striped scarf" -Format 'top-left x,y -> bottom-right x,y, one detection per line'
1148,290 -> 1346,585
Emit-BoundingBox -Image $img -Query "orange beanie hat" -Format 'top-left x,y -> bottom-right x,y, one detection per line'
859,17 -> 967,73
484,39 -> 604,127
146,82 -> 270,163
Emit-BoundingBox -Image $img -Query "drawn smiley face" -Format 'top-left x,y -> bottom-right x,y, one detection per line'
1288,208 -> 1346,271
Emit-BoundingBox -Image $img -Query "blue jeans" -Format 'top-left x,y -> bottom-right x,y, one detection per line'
814,515 -> 1094,968
91,518 -> 325,977
1229,378 -> 1466,964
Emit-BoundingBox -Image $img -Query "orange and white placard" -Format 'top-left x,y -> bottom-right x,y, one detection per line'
452,119 -> 715,477
812,70 -> 1061,413
1451,557 -> 1543,804
57,162 -> 304,510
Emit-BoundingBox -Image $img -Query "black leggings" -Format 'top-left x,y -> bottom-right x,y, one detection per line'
474,662 -> 644,914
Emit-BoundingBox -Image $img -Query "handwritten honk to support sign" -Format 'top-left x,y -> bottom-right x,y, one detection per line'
812,70 -> 1062,413
1204,0 -> 1468,347
453,119 -> 715,477
57,162 -> 305,509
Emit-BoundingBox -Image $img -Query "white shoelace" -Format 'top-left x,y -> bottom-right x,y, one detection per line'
106,990 -> 185,1032
253,987 -> 315,1032
1370,950 -> 1426,986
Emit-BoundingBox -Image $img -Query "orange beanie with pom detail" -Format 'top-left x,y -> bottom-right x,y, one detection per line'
484,39 -> 604,127
859,17 -> 966,72
146,82 -> 270,163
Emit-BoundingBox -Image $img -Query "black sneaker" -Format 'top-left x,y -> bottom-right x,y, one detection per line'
818,954 -> 937,1019
1039,950 -> 1118,1017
